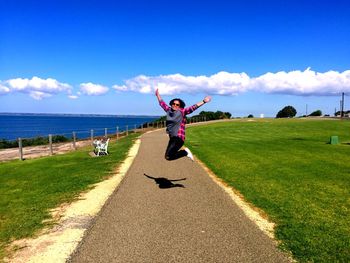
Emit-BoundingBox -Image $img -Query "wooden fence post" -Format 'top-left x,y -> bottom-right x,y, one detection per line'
105,128 -> 107,137
126,125 -> 128,136
18,138 -> 23,161
49,134 -> 53,156
72,132 -> 77,150
116,126 -> 119,140
91,129 -> 94,144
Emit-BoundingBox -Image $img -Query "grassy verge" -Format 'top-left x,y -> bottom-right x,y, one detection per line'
0,133 -> 139,260
186,119 -> 350,262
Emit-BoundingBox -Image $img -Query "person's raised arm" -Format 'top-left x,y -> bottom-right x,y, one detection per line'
184,96 -> 212,115
155,88 -> 170,112
155,88 -> 162,102
196,96 -> 211,107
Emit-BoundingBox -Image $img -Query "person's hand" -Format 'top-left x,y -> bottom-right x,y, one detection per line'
203,96 -> 211,103
155,88 -> 162,101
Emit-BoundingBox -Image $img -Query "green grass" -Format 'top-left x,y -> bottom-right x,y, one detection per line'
186,119 -> 350,263
0,133 -> 139,260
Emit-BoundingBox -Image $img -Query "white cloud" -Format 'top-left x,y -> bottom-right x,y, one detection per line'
2,69 -> 350,100
112,69 -> 350,96
0,82 -> 10,94
79,82 -> 109,96
113,72 -> 250,96
29,91 -> 53,100
252,68 -> 350,95
3,76 -> 72,100
0,78 -> 109,99
68,95 -> 79,99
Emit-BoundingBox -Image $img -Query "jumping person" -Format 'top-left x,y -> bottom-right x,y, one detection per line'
155,88 -> 211,161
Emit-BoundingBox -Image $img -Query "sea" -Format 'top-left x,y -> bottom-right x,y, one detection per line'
0,113 -> 160,141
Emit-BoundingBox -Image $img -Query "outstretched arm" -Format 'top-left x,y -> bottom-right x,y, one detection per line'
155,88 -> 170,112
155,88 -> 162,102
196,96 -> 211,107
184,96 -> 212,115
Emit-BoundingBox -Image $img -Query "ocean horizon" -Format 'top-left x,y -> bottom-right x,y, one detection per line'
0,113 -> 160,141
0,112 -> 160,117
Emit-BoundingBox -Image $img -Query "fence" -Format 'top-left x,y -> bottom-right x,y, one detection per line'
6,116 -> 207,161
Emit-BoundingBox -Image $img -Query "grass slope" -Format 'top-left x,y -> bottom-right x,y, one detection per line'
0,133 -> 139,260
186,119 -> 350,262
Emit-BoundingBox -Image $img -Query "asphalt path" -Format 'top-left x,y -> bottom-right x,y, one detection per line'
69,129 -> 291,262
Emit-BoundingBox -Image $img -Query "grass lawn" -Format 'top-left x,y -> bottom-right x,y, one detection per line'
0,133 -> 139,260
186,118 -> 350,263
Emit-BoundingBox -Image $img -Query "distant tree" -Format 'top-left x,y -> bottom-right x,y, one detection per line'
309,110 -> 322,116
224,112 -> 232,119
199,111 -> 215,120
154,110 -> 232,123
276,106 -> 297,118
196,111 -> 232,120
156,116 -> 167,122
214,111 -> 226,119
247,114 -> 254,118
335,110 -> 350,117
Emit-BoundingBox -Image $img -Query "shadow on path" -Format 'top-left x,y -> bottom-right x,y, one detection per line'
144,173 -> 186,189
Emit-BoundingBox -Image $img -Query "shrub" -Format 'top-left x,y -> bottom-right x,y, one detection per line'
154,110 -> 233,123
0,139 -> 17,149
309,110 -> 322,117
0,135 -> 70,149
276,106 -> 297,118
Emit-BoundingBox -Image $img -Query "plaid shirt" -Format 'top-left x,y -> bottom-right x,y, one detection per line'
159,100 -> 199,141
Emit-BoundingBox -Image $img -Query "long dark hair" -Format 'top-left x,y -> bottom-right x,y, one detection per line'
169,98 -> 186,108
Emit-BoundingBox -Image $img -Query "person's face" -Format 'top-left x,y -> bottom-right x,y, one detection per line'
171,100 -> 181,110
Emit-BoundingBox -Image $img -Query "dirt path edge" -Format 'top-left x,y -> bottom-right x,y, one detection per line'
5,138 -> 141,263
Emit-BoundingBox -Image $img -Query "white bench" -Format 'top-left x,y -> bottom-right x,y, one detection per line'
93,138 -> 110,156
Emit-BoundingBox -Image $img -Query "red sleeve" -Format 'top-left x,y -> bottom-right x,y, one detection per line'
159,100 -> 170,112
183,104 -> 199,115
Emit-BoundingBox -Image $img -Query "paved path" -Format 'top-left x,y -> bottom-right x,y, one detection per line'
69,130 -> 290,262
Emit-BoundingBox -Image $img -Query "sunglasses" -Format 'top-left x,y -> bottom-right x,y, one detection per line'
172,102 -> 180,106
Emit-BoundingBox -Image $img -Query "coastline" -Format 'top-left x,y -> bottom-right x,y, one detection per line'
0,112 -> 161,118
0,114 -> 160,141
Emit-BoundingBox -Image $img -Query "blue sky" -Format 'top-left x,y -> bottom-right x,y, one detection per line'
1,0 -> 349,117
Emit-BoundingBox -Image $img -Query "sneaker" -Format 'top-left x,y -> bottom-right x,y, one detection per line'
184,147 -> 194,161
